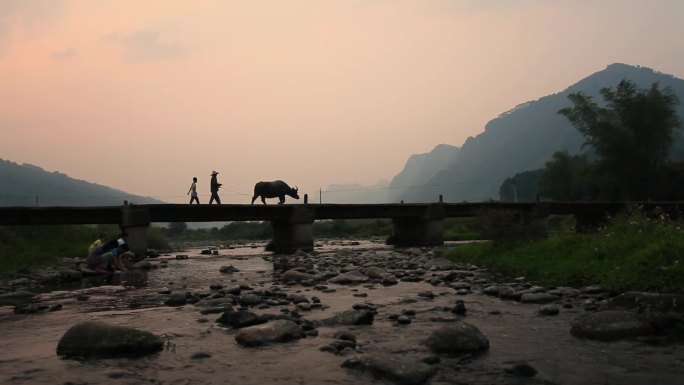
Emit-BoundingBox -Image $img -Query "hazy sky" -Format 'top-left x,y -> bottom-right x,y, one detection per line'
2,0 -> 684,204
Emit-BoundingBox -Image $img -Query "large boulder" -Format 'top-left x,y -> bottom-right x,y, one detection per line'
56,321 -> 163,358
342,354 -> 436,385
570,310 -> 655,341
424,322 -> 489,354
234,320 -> 304,347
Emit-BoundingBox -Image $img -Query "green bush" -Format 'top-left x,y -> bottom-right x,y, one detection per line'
470,209 -> 547,242
444,210 -> 684,294
0,224 -> 119,277
147,226 -> 170,249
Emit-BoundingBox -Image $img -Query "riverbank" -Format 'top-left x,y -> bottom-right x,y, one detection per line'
444,212 -> 684,294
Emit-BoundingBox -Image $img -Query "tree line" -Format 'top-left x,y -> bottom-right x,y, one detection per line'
500,79 -> 683,201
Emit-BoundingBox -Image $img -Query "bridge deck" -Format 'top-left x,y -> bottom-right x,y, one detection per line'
0,202 -> 682,225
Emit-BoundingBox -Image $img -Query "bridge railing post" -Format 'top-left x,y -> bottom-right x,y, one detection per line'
392,204 -> 444,247
121,203 -> 151,257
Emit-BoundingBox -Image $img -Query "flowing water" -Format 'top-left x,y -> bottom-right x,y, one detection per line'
1,241 -> 683,385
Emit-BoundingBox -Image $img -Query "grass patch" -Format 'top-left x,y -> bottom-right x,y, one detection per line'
0,224 -> 170,279
443,211 -> 684,294
0,224 -> 118,277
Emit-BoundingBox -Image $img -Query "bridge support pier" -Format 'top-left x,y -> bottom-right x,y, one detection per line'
121,204 -> 151,257
392,205 -> 444,247
270,206 -> 314,253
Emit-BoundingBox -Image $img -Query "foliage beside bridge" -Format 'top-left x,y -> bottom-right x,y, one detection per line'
444,211 -> 684,294
0,224 -> 169,278
162,218 -> 483,243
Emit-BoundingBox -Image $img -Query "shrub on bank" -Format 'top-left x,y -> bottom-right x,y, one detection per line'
0,224 -> 170,278
444,211 -> 684,294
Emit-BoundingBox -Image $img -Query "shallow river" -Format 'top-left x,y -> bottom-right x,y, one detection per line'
1,241 -> 683,385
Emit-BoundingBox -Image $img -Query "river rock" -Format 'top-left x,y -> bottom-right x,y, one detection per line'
424,258 -> 455,270
234,319 -> 304,347
216,310 -> 268,328
281,269 -> 317,283
56,321 -> 163,358
505,362 -> 538,377
538,304 -> 559,316
498,286 -> 519,300
548,287 -> 581,298
481,286 -> 500,296
329,270 -> 368,285
599,292 -> 684,314
239,293 -> 263,306
195,297 -> 234,309
0,291 -> 36,307
341,354 -> 436,385
319,309 -> 374,326
219,265 -> 240,274
570,310 -> 655,341
364,266 -> 387,279
165,292 -> 187,307
520,293 -> 559,304
424,322 -> 490,354
59,269 -> 83,281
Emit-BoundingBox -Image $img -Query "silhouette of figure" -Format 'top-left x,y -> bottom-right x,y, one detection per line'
209,170 -> 222,205
188,177 -> 200,204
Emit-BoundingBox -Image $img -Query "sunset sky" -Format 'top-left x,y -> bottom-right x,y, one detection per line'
2,0 -> 684,204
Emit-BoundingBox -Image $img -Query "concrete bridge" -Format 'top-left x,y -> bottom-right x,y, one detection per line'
1,201 -> 681,255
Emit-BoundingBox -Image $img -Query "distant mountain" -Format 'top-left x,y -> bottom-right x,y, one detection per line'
387,144 -> 459,202
0,159 -> 164,206
392,63 -> 684,202
321,180 -> 390,204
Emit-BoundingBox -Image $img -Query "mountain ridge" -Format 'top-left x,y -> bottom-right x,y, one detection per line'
391,63 -> 684,202
0,158 -> 164,206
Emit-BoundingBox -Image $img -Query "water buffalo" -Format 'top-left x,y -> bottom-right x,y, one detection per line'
251,180 -> 299,204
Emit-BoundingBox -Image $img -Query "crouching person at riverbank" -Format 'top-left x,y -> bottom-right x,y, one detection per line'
87,243 -> 130,273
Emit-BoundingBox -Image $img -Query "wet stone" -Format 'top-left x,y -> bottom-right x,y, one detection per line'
234,319 -> 304,347
570,310 -> 655,341
520,293 -> 559,304
505,362 -> 538,377
538,304 -> 560,316
56,321 -> 163,358
342,354 -> 436,385
165,292 -> 187,307
319,309 -> 374,326
191,352 -> 212,359
425,322 -> 490,354
451,300 -> 467,315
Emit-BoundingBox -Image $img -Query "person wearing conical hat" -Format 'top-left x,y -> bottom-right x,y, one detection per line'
209,170 -> 222,205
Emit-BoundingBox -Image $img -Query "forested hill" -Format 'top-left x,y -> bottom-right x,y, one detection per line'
391,63 -> 684,203
0,159 -> 164,206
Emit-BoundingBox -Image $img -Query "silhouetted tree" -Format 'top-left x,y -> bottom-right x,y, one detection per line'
538,151 -> 594,200
499,170 -> 543,202
165,222 -> 188,237
559,80 -> 681,200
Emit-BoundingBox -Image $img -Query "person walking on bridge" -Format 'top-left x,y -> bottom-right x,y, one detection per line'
209,170 -> 222,205
188,177 -> 200,204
